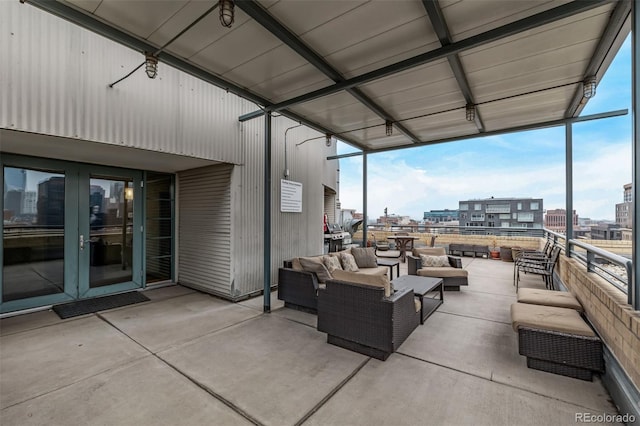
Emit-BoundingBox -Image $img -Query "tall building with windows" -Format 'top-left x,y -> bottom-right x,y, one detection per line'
615,183 -> 632,229
545,208 -> 578,233
458,197 -> 543,231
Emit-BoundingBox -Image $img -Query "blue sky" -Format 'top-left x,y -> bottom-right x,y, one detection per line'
337,37 -> 632,222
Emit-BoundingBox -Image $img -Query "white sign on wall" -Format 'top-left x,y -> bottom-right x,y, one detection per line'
281,179 -> 303,213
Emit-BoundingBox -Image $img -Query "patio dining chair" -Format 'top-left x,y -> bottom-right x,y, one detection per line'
515,246 -> 561,291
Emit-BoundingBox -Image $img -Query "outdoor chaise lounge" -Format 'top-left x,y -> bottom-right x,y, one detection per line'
407,247 -> 468,291
510,302 -> 603,381
317,272 -> 420,360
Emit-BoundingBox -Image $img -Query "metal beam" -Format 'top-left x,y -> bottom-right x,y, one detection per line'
565,0 -> 631,118
244,0 -> 612,115
422,0 -> 485,132
325,108 -> 628,160
235,1 -> 421,143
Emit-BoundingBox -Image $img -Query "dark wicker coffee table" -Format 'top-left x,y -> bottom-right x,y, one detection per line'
393,275 -> 443,324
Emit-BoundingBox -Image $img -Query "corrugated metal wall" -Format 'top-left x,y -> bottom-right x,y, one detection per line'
231,116 -> 339,297
1,1 -> 342,301
178,164 -> 233,297
0,1 -> 247,165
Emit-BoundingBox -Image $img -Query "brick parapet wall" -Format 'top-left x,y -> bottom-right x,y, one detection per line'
558,256 -> 640,389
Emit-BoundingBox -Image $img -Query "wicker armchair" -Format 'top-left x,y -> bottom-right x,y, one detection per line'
317,279 -> 419,360
407,247 -> 468,291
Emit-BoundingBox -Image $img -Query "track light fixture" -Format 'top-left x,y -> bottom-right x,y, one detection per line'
385,120 -> 393,136
145,53 -> 158,79
583,76 -> 597,99
219,0 -> 235,28
325,134 -> 332,147
465,103 -> 476,122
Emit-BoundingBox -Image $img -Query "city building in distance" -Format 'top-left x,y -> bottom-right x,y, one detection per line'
424,209 -> 459,223
458,197 -> 543,231
615,183 -> 633,229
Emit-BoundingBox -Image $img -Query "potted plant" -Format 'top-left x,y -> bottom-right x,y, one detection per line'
489,236 -> 500,259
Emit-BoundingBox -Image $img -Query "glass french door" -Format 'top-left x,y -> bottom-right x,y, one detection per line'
1,156 -> 143,313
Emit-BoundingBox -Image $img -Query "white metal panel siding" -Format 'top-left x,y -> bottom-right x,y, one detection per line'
0,1 -> 247,164
230,115 -> 340,297
178,164 -> 233,297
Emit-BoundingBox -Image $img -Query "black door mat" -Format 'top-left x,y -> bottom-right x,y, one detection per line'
53,292 -> 150,319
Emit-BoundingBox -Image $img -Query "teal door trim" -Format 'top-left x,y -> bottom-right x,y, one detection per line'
77,164 -> 143,298
1,155 -> 144,313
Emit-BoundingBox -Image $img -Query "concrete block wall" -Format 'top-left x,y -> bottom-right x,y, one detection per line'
558,256 -> 640,390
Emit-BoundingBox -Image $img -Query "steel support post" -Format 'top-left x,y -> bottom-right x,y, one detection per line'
632,0 -> 639,309
362,153 -> 368,248
565,122 -> 573,257
264,112 -> 272,313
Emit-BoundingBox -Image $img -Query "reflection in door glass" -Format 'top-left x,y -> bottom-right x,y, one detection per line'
3,167 -> 65,301
89,178 -> 133,288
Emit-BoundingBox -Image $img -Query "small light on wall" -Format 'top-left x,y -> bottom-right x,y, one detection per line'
465,104 -> 476,122
385,120 -> 393,136
219,0 -> 235,28
145,53 -> 158,79
125,187 -> 134,200
583,76 -> 597,99
325,134 -> 332,147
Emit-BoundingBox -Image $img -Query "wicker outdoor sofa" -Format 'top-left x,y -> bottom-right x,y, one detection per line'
278,248 -> 388,313
317,278 -> 420,360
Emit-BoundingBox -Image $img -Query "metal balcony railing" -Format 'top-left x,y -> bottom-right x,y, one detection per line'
544,229 -> 633,305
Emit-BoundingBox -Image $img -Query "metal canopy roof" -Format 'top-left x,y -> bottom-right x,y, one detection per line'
28,0 -> 631,153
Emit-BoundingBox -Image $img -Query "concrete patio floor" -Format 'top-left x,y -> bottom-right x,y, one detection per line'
0,257 -> 620,426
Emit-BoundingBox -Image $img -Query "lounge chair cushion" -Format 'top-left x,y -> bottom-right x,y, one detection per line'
419,254 -> 449,267
413,247 -> 447,257
339,252 -> 360,272
331,269 -> 392,297
351,247 -> 378,268
322,255 -> 343,273
417,267 -> 468,278
414,298 -> 421,313
299,256 -> 333,283
517,288 -> 583,312
355,266 -> 389,276
510,303 -> 595,337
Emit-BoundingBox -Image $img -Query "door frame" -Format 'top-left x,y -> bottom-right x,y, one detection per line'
1,154 -> 144,313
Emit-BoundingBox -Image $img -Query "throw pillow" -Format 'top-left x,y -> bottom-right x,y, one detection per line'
420,254 -> 450,268
339,252 -> 360,272
299,256 -> 333,283
351,247 -> 377,268
322,255 -> 343,273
